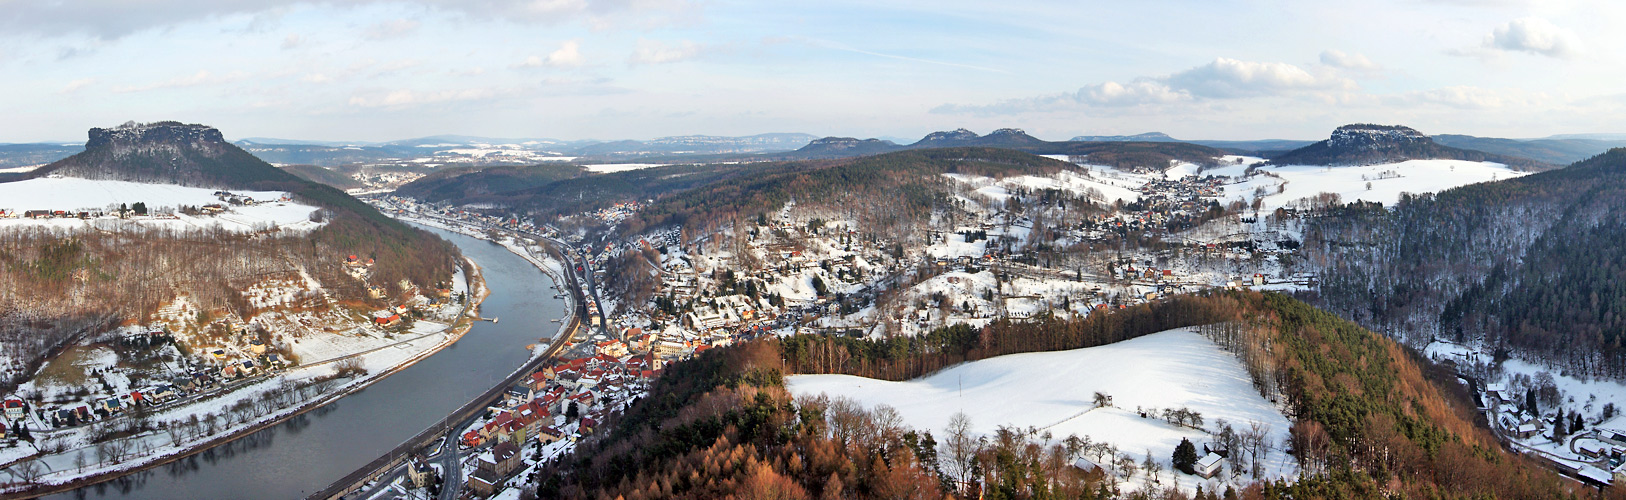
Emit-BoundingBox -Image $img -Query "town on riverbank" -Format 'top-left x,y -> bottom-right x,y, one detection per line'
0,257 -> 489,498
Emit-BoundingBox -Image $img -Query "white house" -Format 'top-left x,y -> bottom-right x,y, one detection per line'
1196,452 -> 1225,478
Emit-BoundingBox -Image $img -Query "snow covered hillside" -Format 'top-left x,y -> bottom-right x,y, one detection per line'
1224,159 -> 1525,211
788,328 -> 1296,492
0,177 -> 323,233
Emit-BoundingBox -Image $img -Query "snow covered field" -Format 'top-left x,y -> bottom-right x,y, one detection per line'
788,328 -> 1296,493
585,163 -> 663,173
0,177 -> 323,233
1225,160 -> 1526,211
945,170 -> 1140,205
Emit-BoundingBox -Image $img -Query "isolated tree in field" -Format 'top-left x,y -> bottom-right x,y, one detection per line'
942,411 -> 977,493
1172,438 -> 1199,475
1092,391 -> 1113,408
1143,450 -> 1163,483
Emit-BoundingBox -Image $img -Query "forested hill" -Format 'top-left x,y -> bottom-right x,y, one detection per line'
619,147 -> 1078,237
33,121 -> 309,188
1434,133 -> 1626,165
393,163 -> 587,205
1307,147 -> 1626,380
14,120 -> 460,310
0,122 -> 461,392
1267,124 -> 1549,170
536,292 -> 1574,499
31,121 -> 442,242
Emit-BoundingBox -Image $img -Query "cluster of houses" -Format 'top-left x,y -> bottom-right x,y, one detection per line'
345,254 -> 376,281
454,344 -> 661,497
586,201 -> 644,226
26,328 -> 291,433
211,190 -> 289,206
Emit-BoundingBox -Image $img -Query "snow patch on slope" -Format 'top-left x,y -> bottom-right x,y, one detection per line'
788,328 -> 1296,493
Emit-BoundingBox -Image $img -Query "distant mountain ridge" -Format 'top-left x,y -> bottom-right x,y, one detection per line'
1069,132 -> 1178,142
1267,124 -> 1549,170
1068,132 -> 1317,153
784,127 -> 1226,169
1432,134 -> 1626,165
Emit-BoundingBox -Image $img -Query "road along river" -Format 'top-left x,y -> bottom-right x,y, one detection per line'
47,226 -> 569,500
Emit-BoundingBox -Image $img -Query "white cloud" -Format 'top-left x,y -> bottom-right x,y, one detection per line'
0,0 -> 699,40
346,87 -> 506,108
1077,80 -> 1189,106
936,57 -> 1347,115
363,18 -> 420,41
59,78 -> 96,94
518,39 -> 586,68
281,33 -> 304,50
1483,17 -> 1583,59
111,70 -> 246,93
1319,50 -> 1379,71
1394,86 -> 1539,109
628,38 -> 703,65
1165,57 -> 1350,98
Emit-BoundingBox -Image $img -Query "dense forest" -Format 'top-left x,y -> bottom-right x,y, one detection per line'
620,148 -> 1076,242
1306,148 -> 1626,380
280,164 -> 365,190
392,163 -> 586,204
533,292 -> 1587,499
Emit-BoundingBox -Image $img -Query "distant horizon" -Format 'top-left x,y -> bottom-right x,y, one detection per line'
7,124 -> 1626,147
4,1 -> 1624,143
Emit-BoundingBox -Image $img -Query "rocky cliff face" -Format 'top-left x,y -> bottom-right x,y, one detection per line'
1267,123 -> 1543,169
915,128 -> 980,145
86,121 -> 227,150
32,121 -> 302,188
1326,124 -> 1430,152
790,137 -> 903,157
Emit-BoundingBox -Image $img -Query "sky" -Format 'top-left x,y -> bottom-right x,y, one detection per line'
2,0 -> 1623,143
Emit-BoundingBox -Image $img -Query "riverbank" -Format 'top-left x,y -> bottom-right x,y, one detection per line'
0,259 -> 491,500
307,216 -> 581,500
391,214 -> 576,350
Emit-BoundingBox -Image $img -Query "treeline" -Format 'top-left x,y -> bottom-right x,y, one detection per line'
535,340 -> 955,500
1306,147 -> 1626,380
391,163 -> 586,205
623,148 -> 1077,244
782,290 -> 1582,499
0,213 -> 455,392
537,292 -> 1589,499
781,296 -> 1236,381
1045,141 -> 1224,170
1201,293 -> 1574,499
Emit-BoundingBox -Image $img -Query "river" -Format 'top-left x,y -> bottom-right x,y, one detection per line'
48,226 -> 568,500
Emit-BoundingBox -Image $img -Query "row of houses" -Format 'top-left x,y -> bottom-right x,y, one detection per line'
456,349 -> 663,497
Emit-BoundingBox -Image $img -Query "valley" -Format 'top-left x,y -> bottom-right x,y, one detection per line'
10,4 -> 1626,499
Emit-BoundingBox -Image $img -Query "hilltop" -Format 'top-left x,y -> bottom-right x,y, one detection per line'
1267,124 -> 1548,169
34,122 -> 307,188
1310,147 -> 1626,376
1,121 -> 461,390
